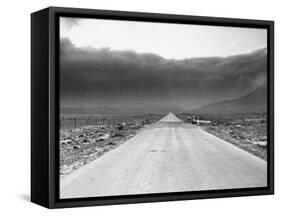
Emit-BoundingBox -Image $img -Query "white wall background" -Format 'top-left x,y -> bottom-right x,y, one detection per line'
0,0 -> 279,214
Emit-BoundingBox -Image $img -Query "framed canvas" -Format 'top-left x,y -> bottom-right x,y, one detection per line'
31,6 -> 274,208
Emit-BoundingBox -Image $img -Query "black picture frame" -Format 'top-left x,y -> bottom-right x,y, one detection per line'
31,6 -> 274,209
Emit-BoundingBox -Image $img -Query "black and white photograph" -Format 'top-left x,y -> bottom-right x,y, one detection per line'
59,17 -> 268,199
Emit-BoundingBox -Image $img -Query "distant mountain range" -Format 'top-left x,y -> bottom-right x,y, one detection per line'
192,85 -> 267,113
61,105 -> 185,116
60,86 -> 267,115
61,86 -> 267,116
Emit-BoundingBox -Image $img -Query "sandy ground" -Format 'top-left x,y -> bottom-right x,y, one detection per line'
60,113 -> 267,198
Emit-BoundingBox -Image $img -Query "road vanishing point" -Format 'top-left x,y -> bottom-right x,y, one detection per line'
60,113 -> 267,198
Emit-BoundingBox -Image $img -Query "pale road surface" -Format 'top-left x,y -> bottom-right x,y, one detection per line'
60,113 -> 267,198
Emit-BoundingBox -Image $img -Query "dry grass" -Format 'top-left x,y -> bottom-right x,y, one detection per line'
179,112 -> 267,161
60,114 -> 163,177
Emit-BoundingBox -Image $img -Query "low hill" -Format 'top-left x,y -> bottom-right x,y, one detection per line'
61,105 -> 185,116
193,86 -> 267,113
60,106 -> 123,115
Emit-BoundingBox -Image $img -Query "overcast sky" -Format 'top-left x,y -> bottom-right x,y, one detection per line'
60,17 -> 266,59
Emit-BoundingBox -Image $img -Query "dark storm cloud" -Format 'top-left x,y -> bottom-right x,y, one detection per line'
60,38 -> 267,109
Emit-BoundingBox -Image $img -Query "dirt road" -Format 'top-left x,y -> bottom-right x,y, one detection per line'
60,113 -> 267,198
